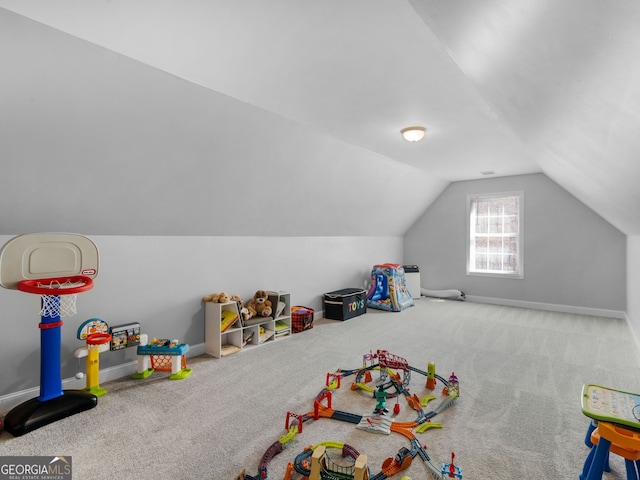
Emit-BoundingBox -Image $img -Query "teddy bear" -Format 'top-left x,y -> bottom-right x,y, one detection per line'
230,294 -> 250,321
217,292 -> 231,303
202,292 -> 216,302
245,290 -> 272,319
202,292 -> 231,303
202,293 -> 215,302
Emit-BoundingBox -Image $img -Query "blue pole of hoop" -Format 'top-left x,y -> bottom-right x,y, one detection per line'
38,295 -> 63,402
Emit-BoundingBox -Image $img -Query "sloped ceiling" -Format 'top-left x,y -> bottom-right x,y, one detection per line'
1,1 -> 639,236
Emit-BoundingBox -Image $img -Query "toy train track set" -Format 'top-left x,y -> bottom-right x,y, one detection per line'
237,349 -> 462,480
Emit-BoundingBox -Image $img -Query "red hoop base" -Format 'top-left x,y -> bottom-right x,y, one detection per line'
86,332 -> 112,345
17,276 -> 94,295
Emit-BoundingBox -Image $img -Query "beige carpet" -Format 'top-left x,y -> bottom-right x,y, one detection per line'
2,299 -> 640,479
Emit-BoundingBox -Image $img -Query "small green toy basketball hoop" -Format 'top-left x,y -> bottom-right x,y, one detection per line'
17,275 -> 94,318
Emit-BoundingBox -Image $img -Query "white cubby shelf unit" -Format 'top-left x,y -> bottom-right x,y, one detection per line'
205,291 -> 291,358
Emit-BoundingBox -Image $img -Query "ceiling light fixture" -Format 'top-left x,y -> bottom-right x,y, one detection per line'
401,126 -> 426,142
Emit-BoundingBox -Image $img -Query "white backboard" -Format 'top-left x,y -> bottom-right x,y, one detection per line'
0,233 -> 99,290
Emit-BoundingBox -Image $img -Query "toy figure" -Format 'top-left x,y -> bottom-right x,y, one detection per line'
448,372 -> 459,397
374,384 -> 389,415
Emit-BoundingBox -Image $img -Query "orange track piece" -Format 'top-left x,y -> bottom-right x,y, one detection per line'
381,455 -> 412,476
381,457 -> 401,476
406,393 -> 422,411
283,462 -> 294,480
314,402 -> 335,419
390,421 -> 417,439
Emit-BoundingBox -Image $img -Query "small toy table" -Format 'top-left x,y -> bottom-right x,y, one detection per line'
581,384 -> 640,430
580,385 -> 640,479
132,338 -> 192,380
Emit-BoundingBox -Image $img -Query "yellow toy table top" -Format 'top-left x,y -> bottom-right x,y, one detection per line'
582,384 -> 640,430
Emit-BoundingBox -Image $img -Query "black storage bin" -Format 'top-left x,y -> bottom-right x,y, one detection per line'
323,288 -> 367,321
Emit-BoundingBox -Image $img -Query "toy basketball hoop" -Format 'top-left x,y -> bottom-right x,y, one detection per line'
0,233 -> 100,436
86,331 -> 111,346
18,275 -> 94,318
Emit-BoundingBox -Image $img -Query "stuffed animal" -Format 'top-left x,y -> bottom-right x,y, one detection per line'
256,299 -> 272,317
230,294 -> 250,321
202,292 -> 231,303
203,293 -> 216,302
246,290 -> 272,318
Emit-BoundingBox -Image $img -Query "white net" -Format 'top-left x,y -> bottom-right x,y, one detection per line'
40,294 -> 78,317
36,279 -> 84,318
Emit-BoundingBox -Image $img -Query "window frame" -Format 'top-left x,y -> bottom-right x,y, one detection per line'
466,191 -> 524,279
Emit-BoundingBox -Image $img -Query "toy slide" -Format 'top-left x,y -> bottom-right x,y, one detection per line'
366,263 -> 414,312
421,288 -> 466,301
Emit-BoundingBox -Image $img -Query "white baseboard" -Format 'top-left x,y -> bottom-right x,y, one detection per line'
465,295 -> 626,319
0,343 -> 205,413
623,312 -> 640,359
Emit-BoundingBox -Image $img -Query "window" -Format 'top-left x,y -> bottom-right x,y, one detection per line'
467,192 -> 523,278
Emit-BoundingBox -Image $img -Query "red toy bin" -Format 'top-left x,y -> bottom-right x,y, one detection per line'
291,306 -> 314,333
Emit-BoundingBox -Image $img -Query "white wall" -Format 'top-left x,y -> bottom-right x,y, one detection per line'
0,9 -> 447,239
628,236 -> 640,347
0,234 -> 402,399
404,173 -> 626,314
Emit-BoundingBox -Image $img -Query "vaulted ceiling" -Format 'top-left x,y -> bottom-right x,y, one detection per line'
2,1 -> 639,236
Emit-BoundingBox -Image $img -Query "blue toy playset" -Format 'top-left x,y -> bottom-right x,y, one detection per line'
367,263 -> 415,312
